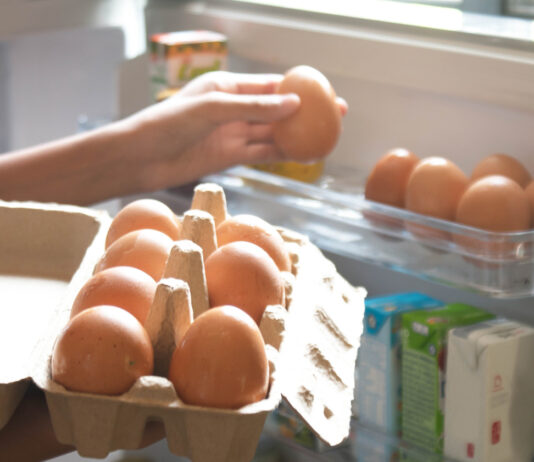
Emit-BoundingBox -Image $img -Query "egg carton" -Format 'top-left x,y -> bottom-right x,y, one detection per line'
2,185 -> 365,462
0,201 -> 111,430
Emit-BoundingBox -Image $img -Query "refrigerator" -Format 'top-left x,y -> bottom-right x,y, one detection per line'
2,0 -> 534,460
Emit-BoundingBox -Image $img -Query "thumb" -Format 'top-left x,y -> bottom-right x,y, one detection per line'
198,92 -> 301,124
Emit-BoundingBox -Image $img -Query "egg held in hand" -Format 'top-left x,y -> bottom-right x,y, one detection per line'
471,153 -> 531,189
216,214 -> 291,272
70,266 -> 157,324
105,199 -> 180,249
52,305 -> 154,395
95,229 -> 174,281
273,65 -> 342,161
168,305 -> 269,409
205,241 -> 285,324
405,157 -> 469,242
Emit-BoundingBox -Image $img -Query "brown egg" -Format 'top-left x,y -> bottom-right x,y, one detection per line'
106,199 -> 180,249
205,241 -> 285,324
525,181 -> 534,227
365,148 -> 420,208
455,175 -> 530,258
70,266 -> 157,324
52,305 -> 154,395
364,148 -> 420,235
273,65 -> 341,161
405,157 -> 469,242
168,305 -> 269,409
471,154 -> 531,188
95,229 -> 174,281
216,214 -> 291,272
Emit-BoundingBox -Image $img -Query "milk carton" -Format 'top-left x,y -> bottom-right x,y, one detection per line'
444,319 -> 534,462
401,304 -> 494,454
353,422 -> 400,462
356,293 -> 443,436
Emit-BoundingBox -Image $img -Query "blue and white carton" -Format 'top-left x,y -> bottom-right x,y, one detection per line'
356,292 -> 442,436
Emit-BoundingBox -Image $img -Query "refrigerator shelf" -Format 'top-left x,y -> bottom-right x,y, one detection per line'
204,164 -> 534,300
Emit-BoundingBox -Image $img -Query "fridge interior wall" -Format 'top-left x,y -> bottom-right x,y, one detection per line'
145,2 -> 534,320
0,3 -> 531,316
0,27 -> 131,151
0,3 -> 533,461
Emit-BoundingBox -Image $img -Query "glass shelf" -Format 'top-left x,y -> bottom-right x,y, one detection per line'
204,165 -> 534,299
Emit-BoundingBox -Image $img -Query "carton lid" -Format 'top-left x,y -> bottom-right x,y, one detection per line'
0,201 -> 110,430
449,318 -> 534,370
275,233 -> 366,446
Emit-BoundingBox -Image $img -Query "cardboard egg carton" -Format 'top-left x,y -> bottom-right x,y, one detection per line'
0,200 -> 111,430
1,185 -> 365,462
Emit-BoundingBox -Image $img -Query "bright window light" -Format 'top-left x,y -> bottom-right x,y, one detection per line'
230,0 -> 465,31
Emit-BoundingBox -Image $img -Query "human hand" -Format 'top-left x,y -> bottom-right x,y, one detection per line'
0,70 -> 346,205
129,71 -> 348,193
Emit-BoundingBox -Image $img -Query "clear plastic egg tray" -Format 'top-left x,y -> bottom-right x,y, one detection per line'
205,165 -> 534,299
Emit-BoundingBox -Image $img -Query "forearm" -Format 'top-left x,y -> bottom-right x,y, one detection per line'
0,118 -> 148,206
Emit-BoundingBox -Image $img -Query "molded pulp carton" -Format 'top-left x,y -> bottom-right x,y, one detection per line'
0,184 -> 365,462
401,304 -> 495,455
0,201 -> 110,430
356,292 -> 443,436
444,319 -> 534,462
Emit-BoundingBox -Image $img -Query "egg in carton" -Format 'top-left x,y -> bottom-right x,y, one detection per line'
32,184 -> 365,462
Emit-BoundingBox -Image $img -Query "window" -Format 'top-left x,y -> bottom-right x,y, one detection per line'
228,0 -> 534,17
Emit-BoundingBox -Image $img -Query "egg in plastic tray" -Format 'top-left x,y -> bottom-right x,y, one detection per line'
23,183 -> 365,462
206,165 -> 534,299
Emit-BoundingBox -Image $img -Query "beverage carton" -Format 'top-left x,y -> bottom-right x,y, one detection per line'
444,319 -> 534,462
401,303 -> 494,454
356,292 -> 443,436
352,421 -> 400,462
149,30 -> 227,101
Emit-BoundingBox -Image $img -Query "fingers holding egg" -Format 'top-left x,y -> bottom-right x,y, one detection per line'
273,65 -> 342,161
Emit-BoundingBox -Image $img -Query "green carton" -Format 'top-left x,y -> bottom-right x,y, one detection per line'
400,303 -> 494,454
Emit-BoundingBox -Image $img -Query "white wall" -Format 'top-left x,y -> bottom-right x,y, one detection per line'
3,27 -> 124,151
